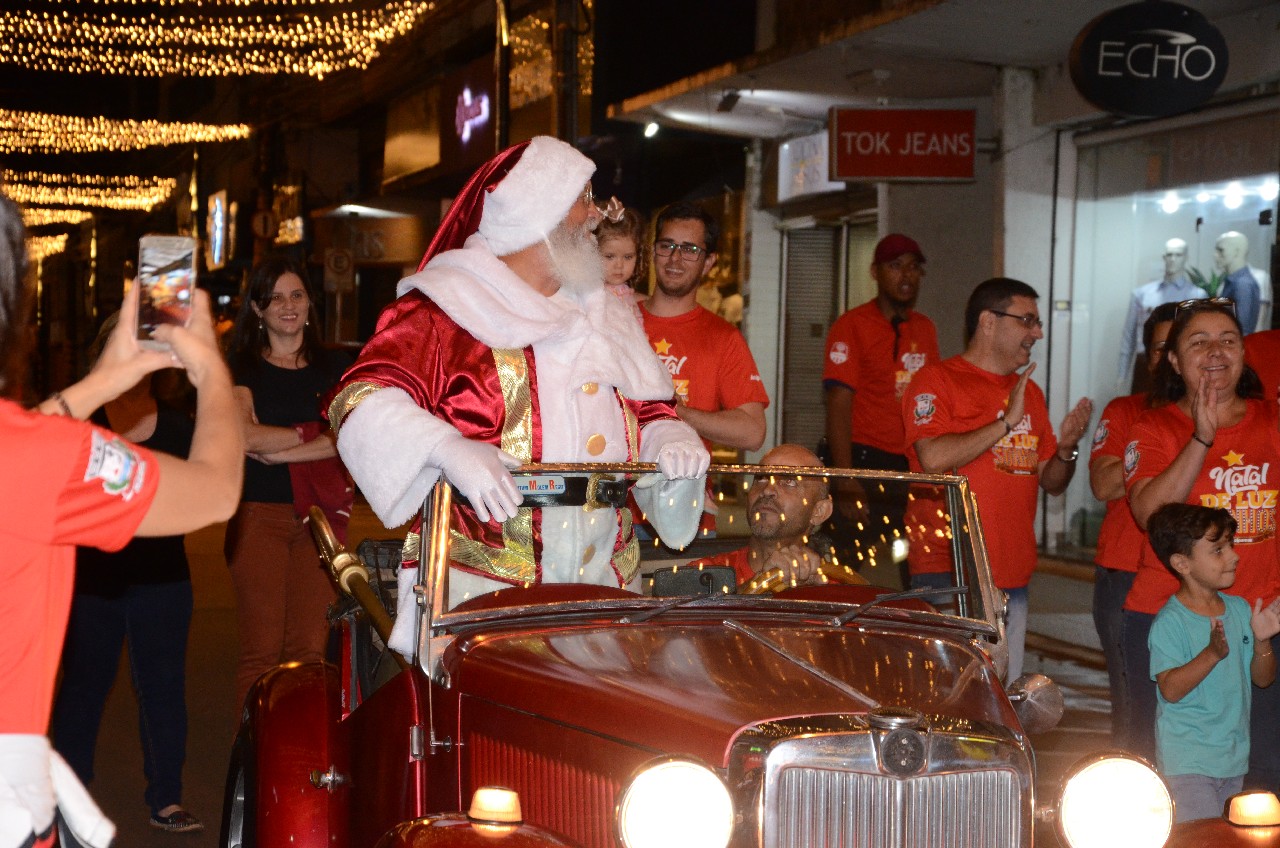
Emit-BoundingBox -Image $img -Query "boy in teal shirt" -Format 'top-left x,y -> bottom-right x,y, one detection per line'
1148,503 -> 1280,823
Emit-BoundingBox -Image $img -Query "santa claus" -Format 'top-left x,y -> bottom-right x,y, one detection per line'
328,136 -> 708,642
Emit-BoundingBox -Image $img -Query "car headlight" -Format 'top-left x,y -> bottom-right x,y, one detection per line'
1056,753 -> 1172,848
617,758 -> 733,848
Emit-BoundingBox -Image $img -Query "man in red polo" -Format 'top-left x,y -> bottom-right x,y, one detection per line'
823,234 -> 939,577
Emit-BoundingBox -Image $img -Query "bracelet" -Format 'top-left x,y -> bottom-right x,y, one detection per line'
49,391 -> 73,418
1001,418 -> 1012,435
1192,433 -> 1213,449
1258,645 -> 1274,656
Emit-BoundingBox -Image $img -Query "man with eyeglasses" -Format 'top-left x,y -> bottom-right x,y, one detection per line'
329,137 -> 709,636
689,444 -> 834,589
822,233 -> 939,580
640,202 -> 769,455
903,277 -> 1093,682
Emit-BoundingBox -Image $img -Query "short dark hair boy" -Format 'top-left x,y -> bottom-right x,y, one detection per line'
1145,501 -> 1280,824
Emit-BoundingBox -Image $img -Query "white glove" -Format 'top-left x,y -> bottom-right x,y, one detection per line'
432,435 -> 523,523
387,567 -> 419,657
656,439 -> 710,480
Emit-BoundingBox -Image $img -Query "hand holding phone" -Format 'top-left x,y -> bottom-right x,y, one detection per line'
136,234 -> 197,350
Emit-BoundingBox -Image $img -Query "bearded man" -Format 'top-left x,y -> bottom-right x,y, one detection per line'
690,444 -> 837,589
329,137 -> 708,645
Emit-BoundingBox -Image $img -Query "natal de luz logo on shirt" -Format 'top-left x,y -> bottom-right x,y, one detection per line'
652,338 -> 690,402
1091,418 -> 1110,454
85,429 -> 147,500
1201,450 -> 1277,543
993,413 -> 1038,476
895,346 -> 928,400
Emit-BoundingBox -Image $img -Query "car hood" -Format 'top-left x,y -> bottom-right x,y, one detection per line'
449,617 -> 1019,766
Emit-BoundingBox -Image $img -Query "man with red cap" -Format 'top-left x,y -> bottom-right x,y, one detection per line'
328,136 -> 708,648
822,233 -> 939,577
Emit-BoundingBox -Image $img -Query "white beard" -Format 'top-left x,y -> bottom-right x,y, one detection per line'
545,223 -> 606,297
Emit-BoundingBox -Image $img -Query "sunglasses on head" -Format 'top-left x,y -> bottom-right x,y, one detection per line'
1174,296 -> 1236,319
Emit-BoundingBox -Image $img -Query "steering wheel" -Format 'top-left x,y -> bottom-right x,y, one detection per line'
740,561 -> 869,595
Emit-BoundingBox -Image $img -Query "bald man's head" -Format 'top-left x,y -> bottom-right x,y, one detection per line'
748,444 -> 832,542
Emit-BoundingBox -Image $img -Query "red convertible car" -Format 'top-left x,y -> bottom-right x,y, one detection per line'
220,463 -> 1269,848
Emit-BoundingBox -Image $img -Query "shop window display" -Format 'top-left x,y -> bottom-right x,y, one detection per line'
1067,111 -> 1278,549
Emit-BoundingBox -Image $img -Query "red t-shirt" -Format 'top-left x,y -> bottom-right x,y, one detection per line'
1245,329 -> 1280,402
902,357 -> 1057,588
1091,394 -> 1150,573
640,305 -> 769,447
822,301 -> 939,455
0,400 -> 158,732
1123,399 -> 1280,614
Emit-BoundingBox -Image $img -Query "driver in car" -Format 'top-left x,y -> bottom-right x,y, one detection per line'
329,137 -> 709,648
691,444 -> 844,590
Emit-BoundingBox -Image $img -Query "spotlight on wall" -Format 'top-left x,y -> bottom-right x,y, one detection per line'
644,122 -> 660,138
716,90 -> 741,113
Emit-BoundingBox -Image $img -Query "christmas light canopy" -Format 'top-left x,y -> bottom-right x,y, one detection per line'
0,1 -> 435,79
22,208 -> 93,228
4,171 -> 177,212
26,233 -> 68,263
0,108 -> 252,155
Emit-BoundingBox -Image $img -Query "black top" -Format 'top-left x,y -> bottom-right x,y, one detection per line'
236,352 -> 351,504
76,404 -> 195,594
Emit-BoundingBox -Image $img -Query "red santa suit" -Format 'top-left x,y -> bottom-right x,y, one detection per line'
329,138 -> 707,640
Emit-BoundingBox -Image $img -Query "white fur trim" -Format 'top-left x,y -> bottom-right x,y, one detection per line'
400,242 -> 675,401
478,136 -> 595,256
336,388 -> 456,527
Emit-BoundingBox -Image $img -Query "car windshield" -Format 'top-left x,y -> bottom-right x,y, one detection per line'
414,464 -> 1000,640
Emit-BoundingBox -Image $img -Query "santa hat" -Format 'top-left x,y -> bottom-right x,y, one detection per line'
417,136 -> 595,271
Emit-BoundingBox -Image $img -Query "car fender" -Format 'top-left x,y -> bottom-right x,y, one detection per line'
373,815 -> 582,848
240,661 -> 348,847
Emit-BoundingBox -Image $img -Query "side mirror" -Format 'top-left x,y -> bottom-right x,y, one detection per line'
1007,673 -> 1064,735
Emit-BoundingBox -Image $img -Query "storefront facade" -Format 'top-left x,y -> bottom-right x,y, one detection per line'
608,0 -> 1280,555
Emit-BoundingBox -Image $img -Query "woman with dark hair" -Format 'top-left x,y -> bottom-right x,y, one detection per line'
1123,297 -> 1280,786
224,257 -> 352,708
51,316 -> 203,832
0,193 -> 241,846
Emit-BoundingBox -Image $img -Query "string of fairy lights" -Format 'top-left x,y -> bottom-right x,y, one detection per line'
7,171 -> 178,212
0,2 -> 436,78
26,233 -> 68,263
22,208 -> 93,227
0,108 -> 252,155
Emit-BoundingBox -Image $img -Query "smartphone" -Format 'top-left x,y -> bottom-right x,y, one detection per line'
136,234 -> 197,349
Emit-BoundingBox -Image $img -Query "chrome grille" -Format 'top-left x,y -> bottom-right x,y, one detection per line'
771,766 -> 1021,848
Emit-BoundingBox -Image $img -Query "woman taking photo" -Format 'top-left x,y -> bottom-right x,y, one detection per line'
224,258 -> 352,709
1125,297 -> 1280,787
0,193 -> 241,846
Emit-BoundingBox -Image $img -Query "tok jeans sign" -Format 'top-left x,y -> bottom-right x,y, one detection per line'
1069,0 -> 1228,118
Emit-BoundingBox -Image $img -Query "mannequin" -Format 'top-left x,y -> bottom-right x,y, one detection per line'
1216,231 -> 1264,334
1117,237 -> 1206,393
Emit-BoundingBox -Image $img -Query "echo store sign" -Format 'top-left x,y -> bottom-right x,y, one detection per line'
1069,0 -> 1228,118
